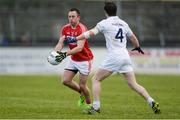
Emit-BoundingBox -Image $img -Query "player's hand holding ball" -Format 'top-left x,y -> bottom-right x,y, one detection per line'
47,51 -> 67,65
47,51 -> 61,65
55,51 -> 67,62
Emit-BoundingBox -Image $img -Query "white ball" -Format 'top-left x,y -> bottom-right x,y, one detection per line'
47,51 -> 60,65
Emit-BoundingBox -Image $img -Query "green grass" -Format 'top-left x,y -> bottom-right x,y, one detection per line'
0,74 -> 180,119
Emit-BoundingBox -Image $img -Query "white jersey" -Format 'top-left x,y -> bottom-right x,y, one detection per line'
96,16 -> 134,73
96,16 -> 133,54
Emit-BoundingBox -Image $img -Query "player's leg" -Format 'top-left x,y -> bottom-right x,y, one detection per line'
122,72 -> 160,114
90,68 -> 113,113
62,59 -> 81,93
93,68 -> 112,101
76,60 -> 92,107
123,72 -> 150,99
62,69 -> 81,93
79,73 -> 91,105
86,55 -> 115,113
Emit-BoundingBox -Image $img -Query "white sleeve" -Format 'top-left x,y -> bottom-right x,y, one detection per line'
96,20 -> 106,33
126,24 -> 133,37
83,27 -> 99,38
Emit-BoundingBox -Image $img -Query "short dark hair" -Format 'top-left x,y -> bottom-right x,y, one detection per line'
104,2 -> 117,16
69,8 -> 80,16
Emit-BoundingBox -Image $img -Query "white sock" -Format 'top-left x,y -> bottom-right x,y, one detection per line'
93,101 -> 100,110
147,97 -> 154,107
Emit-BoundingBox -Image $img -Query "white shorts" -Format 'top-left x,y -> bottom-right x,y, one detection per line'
65,58 -> 93,75
99,53 -> 133,73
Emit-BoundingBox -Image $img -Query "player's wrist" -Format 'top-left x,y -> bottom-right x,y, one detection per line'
135,46 -> 140,48
83,31 -> 90,39
64,36 -> 76,44
64,52 -> 68,56
65,51 -> 70,56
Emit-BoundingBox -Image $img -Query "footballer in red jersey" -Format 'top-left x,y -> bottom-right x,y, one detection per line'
53,8 -> 93,110
61,23 -> 93,61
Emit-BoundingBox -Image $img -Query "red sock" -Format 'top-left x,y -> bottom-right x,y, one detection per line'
86,98 -> 91,104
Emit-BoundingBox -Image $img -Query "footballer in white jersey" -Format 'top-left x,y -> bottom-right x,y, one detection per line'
96,16 -> 133,73
74,2 -> 160,114
96,16 -> 133,53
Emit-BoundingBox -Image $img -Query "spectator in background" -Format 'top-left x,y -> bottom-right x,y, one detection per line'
20,31 -> 31,46
0,33 -> 9,46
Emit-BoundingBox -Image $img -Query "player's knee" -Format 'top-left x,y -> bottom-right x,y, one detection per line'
62,80 -> 67,86
62,78 -> 70,86
92,76 -> 100,82
62,76 -> 69,85
128,82 -> 140,91
127,82 -> 136,89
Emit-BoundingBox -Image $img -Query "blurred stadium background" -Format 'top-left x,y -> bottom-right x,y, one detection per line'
0,0 -> 180,74
0,0 -> 180,119
0,0 -> 180,47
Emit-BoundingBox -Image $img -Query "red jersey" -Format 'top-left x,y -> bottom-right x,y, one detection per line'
61,23 -> 93,61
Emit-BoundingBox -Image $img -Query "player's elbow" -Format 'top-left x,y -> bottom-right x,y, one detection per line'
76,46 -> 84,52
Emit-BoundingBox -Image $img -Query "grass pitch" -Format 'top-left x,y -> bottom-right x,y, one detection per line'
0,74 -> 180,119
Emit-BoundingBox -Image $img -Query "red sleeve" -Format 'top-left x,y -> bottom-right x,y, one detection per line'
79,23 -> 88,35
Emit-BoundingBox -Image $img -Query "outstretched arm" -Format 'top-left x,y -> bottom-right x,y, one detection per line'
76,27 -> 99,40
129,34 -> 140,48
129,34 -> 144,54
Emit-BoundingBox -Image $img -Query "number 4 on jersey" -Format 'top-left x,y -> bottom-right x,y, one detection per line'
115,28 -> 124,42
